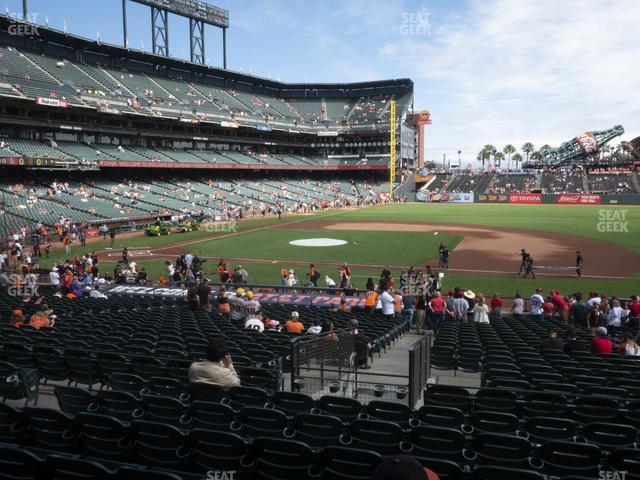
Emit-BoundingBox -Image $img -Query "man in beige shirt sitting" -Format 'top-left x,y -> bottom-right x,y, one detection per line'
188,338 -> 241,387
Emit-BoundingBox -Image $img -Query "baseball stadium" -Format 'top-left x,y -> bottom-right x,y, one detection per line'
1,2 -> 640,480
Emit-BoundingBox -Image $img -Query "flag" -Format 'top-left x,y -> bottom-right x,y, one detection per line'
63,20 -> 67,34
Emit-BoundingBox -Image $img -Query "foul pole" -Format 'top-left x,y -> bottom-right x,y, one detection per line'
389,99 -> 396,198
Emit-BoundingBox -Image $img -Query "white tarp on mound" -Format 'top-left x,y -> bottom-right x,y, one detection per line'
289,238 -> 347,247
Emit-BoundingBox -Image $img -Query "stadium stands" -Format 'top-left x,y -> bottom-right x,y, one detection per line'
1,285 -> 640,480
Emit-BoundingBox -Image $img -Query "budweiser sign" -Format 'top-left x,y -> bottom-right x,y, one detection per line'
557,194 -> 601,205
510,193 -> 541,204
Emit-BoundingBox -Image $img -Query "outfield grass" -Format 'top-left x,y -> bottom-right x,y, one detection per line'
337,203 -> 640,253
41,204 -> 640,295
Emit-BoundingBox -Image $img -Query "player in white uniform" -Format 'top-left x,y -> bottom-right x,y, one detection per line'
229,288 -> 247,322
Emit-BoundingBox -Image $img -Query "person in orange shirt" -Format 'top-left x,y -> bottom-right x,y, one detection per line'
29,308 -> 54,329
285,312 -> 305,334
364,285 -> 379,314
393,291 -> 403,315
218,287 -> 231,314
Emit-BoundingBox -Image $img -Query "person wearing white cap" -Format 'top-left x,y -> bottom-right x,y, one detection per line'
591,327 -> 612,354
286,269 -> 297,287
49,267 -> 60,293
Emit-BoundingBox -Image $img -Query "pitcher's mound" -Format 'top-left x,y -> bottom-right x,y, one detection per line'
289,238 -> 347,247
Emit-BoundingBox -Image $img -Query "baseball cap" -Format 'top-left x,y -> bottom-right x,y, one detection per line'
246,291 -> 254,300
373,455 -> 438,480
597,327 -> 608,336
236,288 -> 245,296
291,311 -> 299,318
350,319 -> 359,328
268,319 -> 280,329
536,288 -> 543,293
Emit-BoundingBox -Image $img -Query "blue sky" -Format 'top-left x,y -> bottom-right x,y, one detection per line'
5,0 -> 640,165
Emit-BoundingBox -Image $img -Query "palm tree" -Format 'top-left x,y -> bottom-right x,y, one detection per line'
476,151 -> 484,169
522,142 -> 534,165
512,152 -> 523,170
531,151 -> 543,162
503,144 -> 515,170
495,151 -> 505,168
482,144 -> 496,170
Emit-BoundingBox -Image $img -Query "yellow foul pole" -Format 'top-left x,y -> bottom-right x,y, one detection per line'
389,99 -> 396,198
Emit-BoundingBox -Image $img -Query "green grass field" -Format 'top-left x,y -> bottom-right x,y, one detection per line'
42,204 -> 640,296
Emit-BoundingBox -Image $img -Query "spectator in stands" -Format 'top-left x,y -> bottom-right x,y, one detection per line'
217,287 -> 230,315
540,328 -> 564,350
364,284 -> 379,314
188,338 -> 240,387
428,291 -> 446,332
472,294 -> 490,323
197,278 -> 212,312
10,309 -> 24,327
379,287 -> 396,319
551,290 -> 569,323
452,288 -> 469,322
489,293 -> 503,321
591,327 -> 613,354
570,292 -> 589,327
338,298 -> 351,313
321,319 -> 339,341
543,296 -> 555,320
564,328 -> 587,353
607,299 -> 629,330
629,295 -> 640,325
285,311 -> 304,334
529,288 -> 545,321
306,319 -> 323,335
414,292 -> 427,334
29,305 -> 55,329
393,290 -> 403,316
618,331 -> 640,357
229,288 -> 246,321
350,319 -> 371,369
245,314 -> 265,332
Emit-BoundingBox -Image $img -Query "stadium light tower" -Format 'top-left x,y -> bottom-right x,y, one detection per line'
125,0 -> 229,67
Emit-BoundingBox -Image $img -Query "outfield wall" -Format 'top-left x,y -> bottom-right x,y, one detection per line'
420,192 -> 640,205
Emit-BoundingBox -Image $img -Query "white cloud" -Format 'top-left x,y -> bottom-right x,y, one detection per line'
379,0 -> 640,164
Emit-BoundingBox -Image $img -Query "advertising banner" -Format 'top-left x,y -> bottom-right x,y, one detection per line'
509,193 -> 541,204
556,194 -> 601,205
476,193 -> 509,204
35,97 -> 68,108
416,191 -> 474,203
